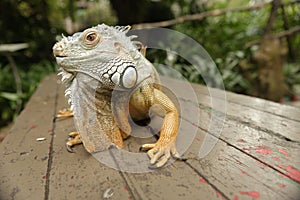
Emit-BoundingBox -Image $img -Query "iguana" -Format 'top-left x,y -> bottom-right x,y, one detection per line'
52,24 -> 180,168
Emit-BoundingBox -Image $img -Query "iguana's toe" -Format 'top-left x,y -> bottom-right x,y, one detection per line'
142,140 -> 180,168
66,132 -> 82,153
140,143 -> 156,151
57,108 -> 74,118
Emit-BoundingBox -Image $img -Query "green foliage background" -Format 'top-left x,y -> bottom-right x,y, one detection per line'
0,0 -> 299,128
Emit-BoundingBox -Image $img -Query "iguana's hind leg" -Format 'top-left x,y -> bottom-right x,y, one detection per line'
57,108 -> 73,118
55,109 -> 79,152
66,132 -> 82,153
56,109 -> 78,152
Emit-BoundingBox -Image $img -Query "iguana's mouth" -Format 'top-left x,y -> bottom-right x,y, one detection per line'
55,55 -> 67,58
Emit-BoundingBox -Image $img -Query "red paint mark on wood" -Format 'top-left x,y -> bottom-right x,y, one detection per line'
216,192 -> 222,198
233,195 -> 239,200
195,137 -> 201,142
48,129 -> 53,133
42,175 -> 48,179
278,165 -> 300,182
278,183 -> 285,188
277,148 -> 290,157
216,192 -> 226,200
123,187 -> 128,191
199,178 -> 206,183
241,170 -> 250,176
256,146 -> 273,155
242,147 -> 251,151
237,139 -> 246,143
31,125 -> 37,129
239,191 -> 260,198
272,157 -> 280,161
218,157 -> 223,161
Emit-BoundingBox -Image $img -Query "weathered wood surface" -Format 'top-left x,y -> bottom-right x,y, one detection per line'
1,74 -> 300,200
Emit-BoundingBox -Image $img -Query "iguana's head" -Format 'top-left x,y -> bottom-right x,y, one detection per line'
53,23 -> 141,89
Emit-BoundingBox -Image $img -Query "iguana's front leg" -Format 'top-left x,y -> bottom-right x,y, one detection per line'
96,115 -> 125,148
130,84 -> 180,168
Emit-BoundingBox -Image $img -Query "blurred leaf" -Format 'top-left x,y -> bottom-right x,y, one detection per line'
0,92 -> 20,101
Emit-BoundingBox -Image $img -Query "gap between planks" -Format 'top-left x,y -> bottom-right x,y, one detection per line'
44,82 -> 60,200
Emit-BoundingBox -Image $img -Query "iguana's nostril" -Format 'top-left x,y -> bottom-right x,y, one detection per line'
53,42 -> 65,57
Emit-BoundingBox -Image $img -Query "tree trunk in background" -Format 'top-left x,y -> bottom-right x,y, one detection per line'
253,0 -> 288,101
280,3 -> 295,62
109,0 -> 173,25
110,0 -> 149,25
253,36 -> 288,101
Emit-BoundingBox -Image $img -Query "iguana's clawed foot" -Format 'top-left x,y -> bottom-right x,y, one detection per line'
57,108 -> 74,118
141,140 -> 180,168
66,132 -> 82,153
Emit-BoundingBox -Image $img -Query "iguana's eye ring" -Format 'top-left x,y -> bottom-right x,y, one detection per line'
82,29 -> 100,48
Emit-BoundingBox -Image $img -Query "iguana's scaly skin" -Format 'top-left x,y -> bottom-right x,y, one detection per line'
53,24 -> 179,168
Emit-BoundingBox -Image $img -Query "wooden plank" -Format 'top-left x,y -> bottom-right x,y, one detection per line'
181,77 -> 300,122
196,109 -> 300,181
196,94 -> 300,142
49,83 -> 224,199
119,161 -> 224,200
226,93 -> 300,122
185,133 -> 300,200
0,75 -> 57,200
159,77 -> 300,142
150,102 -> 300,199
133,112 -> 300,200
175,79 -> 300,180
160,77 -> 300,199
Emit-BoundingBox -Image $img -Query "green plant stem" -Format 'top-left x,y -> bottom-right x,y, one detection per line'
6,53 -> 23,114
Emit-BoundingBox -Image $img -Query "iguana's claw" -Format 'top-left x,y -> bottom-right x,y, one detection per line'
65,132 -> 82,153
141,141 -> 180,168
66,143 -> 75,153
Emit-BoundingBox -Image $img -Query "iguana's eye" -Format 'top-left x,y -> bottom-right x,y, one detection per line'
82,30 -> 100,48
86,33 -> 96,41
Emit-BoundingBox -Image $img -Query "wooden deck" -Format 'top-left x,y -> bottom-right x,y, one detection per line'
1,74 -> 300,200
